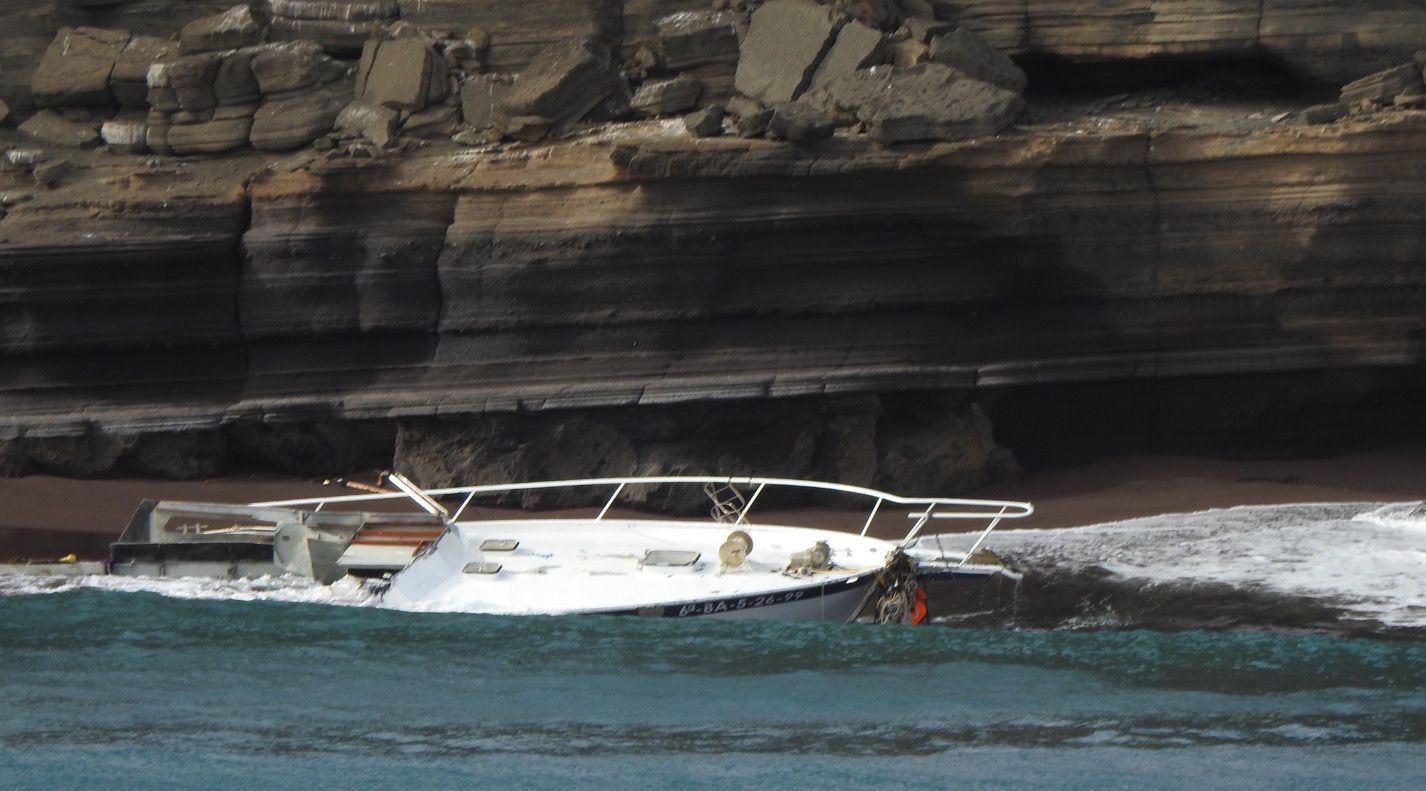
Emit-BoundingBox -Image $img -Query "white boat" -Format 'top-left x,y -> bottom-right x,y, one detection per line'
241,474 -> 1034,623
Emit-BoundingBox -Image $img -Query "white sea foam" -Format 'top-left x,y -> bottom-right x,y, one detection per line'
6,502 -> 1425,627
0,571 -> 377,608
923,501 -> 1426,627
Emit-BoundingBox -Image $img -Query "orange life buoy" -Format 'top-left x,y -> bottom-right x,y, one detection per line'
910,587 -> 928,625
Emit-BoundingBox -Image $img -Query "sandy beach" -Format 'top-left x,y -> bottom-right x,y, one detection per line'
3,447 -> 1423,561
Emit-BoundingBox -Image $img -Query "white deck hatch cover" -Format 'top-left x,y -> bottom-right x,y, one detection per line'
479,539 -> 519,551
462,562 -> 503,574
642,550 -> 701,567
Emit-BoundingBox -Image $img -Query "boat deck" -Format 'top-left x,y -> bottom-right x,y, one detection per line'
379,519 -> 894,617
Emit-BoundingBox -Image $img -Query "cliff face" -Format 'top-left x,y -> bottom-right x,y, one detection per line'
3,115 -> 1425,438
3,0 -> 1426,485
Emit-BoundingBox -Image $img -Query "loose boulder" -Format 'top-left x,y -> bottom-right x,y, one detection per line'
630,76 -> 702,116
335,100 -> 398,146
355,38 -> 447,111
145,41 -> 350,155
459,74 -> 511,130
499,37 -> 620,128
810,63 -> 1023,144
684,104 -> 725,137
1340,64 -> 1424,106
736,106 -> 773,137
167,116 -> 256,154
32,158 -> 73,187
401,104 -> 460,137
807,21 -> 885,93
926,28 -> 1026,93
18,110 -> 100,147
100,118 -> 148,153
734,0 -> 844,105
180,5 -> 266,54
251,40 -> 345,96
767,101 -> 835,144
31,27 -> 131,107
657,11 -> 740,71
250,80 -> 349,149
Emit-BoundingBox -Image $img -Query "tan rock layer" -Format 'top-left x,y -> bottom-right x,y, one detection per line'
2,121 -> 1426,434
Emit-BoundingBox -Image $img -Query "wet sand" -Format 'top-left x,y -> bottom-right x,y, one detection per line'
2,448 -> 1423,560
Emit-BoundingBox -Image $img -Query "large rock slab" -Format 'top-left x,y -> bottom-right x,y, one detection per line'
734,0 -> 844,105
807,20 -> 885,93
499,37 -> 620,127
17,110 -> 100,147
250,41 -> 346,96
459,74 -> 511,129
270,0 -> 400,21
180,5 -> 266,54
100,118 -> 148,153
250,81 -> 349,149
630,76 -> 701,116
927,27 -> 1026,93
1340,64 -> 1423,106
31,27 -> 130,107
810,63 -> 1023,144
269,0 -> 399,54
168,116 -> 255,154
683,103 -> 725,137
767,101 -> 835,144
335,100 -> 398,146
656,10 -> 740,70
355,38 -> 447,111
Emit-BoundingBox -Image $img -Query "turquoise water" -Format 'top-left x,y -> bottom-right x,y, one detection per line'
2,590 -> 1424,789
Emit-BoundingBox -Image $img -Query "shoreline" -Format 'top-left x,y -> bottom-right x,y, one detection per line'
2,448 -> 1423,561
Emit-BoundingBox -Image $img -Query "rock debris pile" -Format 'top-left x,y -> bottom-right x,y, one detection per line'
10,0 -> 1425,168
1297,52 -> 1426,124
1,0 -> 1034,163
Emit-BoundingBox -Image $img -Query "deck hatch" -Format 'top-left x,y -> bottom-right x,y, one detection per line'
479,539 -> 519,552
462,562 -> 503,574
641,550 -> 700,567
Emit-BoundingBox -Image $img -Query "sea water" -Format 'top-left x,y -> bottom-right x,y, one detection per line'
2,503 -> 1425,790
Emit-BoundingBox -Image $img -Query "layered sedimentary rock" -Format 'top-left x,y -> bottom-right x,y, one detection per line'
941,0 -> 1426,83
5,0 -> 1426,483
4,116 -> 1426,443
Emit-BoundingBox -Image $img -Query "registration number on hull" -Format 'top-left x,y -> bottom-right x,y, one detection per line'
675,589 -> 808,617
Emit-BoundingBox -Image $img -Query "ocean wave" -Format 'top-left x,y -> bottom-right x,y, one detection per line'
3,502 -> 1424,634
0,572 -> 377,608
923,501 -> 1426,632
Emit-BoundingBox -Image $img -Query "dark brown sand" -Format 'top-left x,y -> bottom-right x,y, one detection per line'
2,449 -> 1423,560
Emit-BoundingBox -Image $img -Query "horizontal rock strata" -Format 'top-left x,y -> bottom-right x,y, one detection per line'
3,117 -> 1426,438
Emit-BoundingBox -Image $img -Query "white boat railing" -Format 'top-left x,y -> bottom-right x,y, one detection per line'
250,475 -> 1034,549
